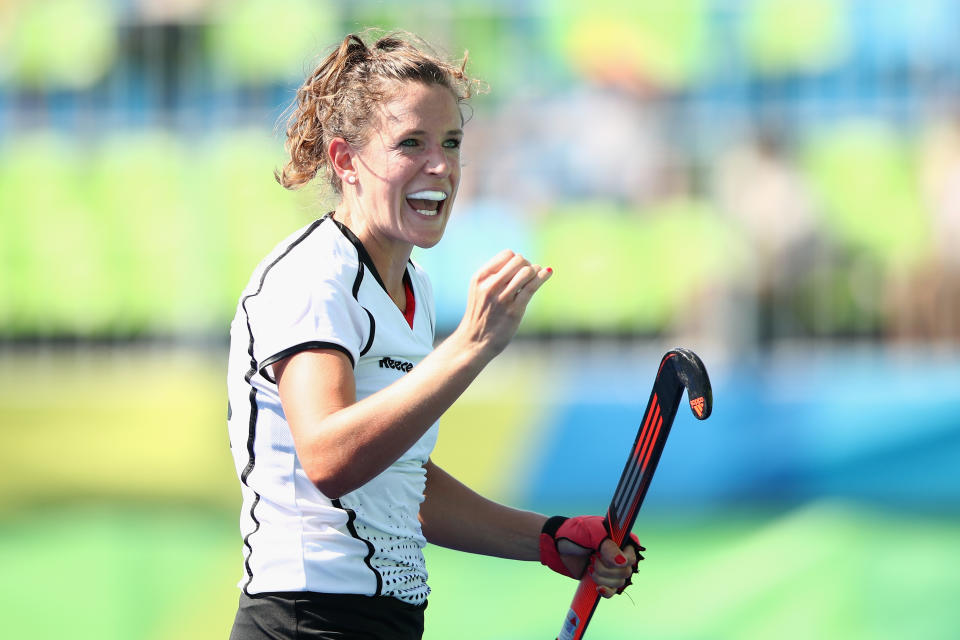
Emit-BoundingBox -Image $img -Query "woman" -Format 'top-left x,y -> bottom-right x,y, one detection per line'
226,31 -> 641,639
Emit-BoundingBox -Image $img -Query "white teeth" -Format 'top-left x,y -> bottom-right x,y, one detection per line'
406,190 -> 447,201
415,209 -> 440,216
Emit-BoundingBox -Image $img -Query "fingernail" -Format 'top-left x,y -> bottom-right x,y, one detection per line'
615,554 -> 626,565
596,586 -> 607,596
546,267 -> 553,274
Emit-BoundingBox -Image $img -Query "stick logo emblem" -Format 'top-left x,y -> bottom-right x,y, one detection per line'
558,609 -> 580,640
690,396 -> 705,418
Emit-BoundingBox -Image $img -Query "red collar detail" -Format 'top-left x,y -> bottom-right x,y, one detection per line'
402,272 -> 415,329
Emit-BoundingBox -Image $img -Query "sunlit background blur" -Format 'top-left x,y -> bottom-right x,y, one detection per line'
2,1 -> 959,638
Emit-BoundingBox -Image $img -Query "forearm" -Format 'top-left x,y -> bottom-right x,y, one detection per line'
288,331 -> 492,497
419,460 -> 546,561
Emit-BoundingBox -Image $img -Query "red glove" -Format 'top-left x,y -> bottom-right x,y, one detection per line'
539,515 -> 644,583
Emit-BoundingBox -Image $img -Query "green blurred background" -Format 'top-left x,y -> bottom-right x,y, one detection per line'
2,1 -> 959,638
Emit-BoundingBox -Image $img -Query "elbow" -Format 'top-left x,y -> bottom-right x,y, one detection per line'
297,433 -> 380,499
304,465 -> 355,500
297,433 -> 357,499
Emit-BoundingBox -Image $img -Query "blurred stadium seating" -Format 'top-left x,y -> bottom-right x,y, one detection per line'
2,2 -> 960,638
2,0 -> 959,343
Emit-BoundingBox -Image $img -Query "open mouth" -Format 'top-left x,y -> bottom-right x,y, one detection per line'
405,190 -> 448,217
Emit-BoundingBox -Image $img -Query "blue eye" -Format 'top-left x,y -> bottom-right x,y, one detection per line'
399,139 -> 419,147
443,139 -> 462,149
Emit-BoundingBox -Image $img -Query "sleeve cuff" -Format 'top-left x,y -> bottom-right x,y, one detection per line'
258,341 -> 356,383
541,515 -> 568,538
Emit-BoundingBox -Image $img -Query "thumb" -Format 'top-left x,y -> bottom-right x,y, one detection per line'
555,539 -> 595,580
556,538 -> 594,557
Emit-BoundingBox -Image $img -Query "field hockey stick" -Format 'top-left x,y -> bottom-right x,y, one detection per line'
555,347 -> 713,640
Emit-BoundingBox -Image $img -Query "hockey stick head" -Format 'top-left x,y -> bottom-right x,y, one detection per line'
666,347 -> 713,420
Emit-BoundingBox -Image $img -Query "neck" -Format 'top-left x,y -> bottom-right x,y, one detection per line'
333,205 -> 412,306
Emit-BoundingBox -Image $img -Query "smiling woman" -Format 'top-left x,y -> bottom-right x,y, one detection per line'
224,30 -> 638,640
326,81 -> 463,272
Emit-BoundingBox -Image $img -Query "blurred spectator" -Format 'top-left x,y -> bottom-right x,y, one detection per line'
922,114 -> 960,273
801,122 -> 929,338
545,0 -> 708,90
714,129 -> 820,342
475,82 -> 669,213
890,112 -> 960,341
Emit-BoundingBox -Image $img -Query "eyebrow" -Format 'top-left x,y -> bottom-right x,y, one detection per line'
402,128 -> 464,137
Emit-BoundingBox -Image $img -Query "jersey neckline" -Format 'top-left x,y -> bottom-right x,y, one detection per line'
327,213 -> 417,329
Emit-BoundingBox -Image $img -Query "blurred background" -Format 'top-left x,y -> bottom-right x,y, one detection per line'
2,0 -> 959,638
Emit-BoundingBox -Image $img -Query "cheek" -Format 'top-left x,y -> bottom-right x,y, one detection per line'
388,156 -> 421,183
448,154 -> 462,179
452,164 -> 463,190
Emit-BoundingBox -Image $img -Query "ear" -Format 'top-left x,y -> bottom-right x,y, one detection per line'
328,137 -> 357,184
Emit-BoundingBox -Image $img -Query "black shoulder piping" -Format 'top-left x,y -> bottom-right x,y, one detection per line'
259,341 -> 356,383
360,309 -> 376,357
352,261 -> 365,299
237,216 -> 327,594
341,233 -> 376,357
333,498 -> 383,596
332,218 -> 390,293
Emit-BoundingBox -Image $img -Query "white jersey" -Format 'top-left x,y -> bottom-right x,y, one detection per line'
226,213 -> 438,606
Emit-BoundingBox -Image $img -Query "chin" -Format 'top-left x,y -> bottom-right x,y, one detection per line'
409,217 -> 449,249
415,234 -> 445,250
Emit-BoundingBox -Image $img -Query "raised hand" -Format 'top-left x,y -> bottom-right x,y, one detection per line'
455,249 -> 552,358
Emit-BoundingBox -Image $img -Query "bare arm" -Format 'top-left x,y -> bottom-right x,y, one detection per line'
275,333 -> 487,498
419,459 -> 547,560
275,250 -> 552,498
419,460 -> 639,596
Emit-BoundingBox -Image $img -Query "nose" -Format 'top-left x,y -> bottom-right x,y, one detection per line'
424,144 -> 453,177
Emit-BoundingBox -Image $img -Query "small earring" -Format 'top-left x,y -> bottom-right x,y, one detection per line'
347,175 -> 357,184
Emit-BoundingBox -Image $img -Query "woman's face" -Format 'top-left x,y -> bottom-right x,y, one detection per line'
350,81 -> 463,251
